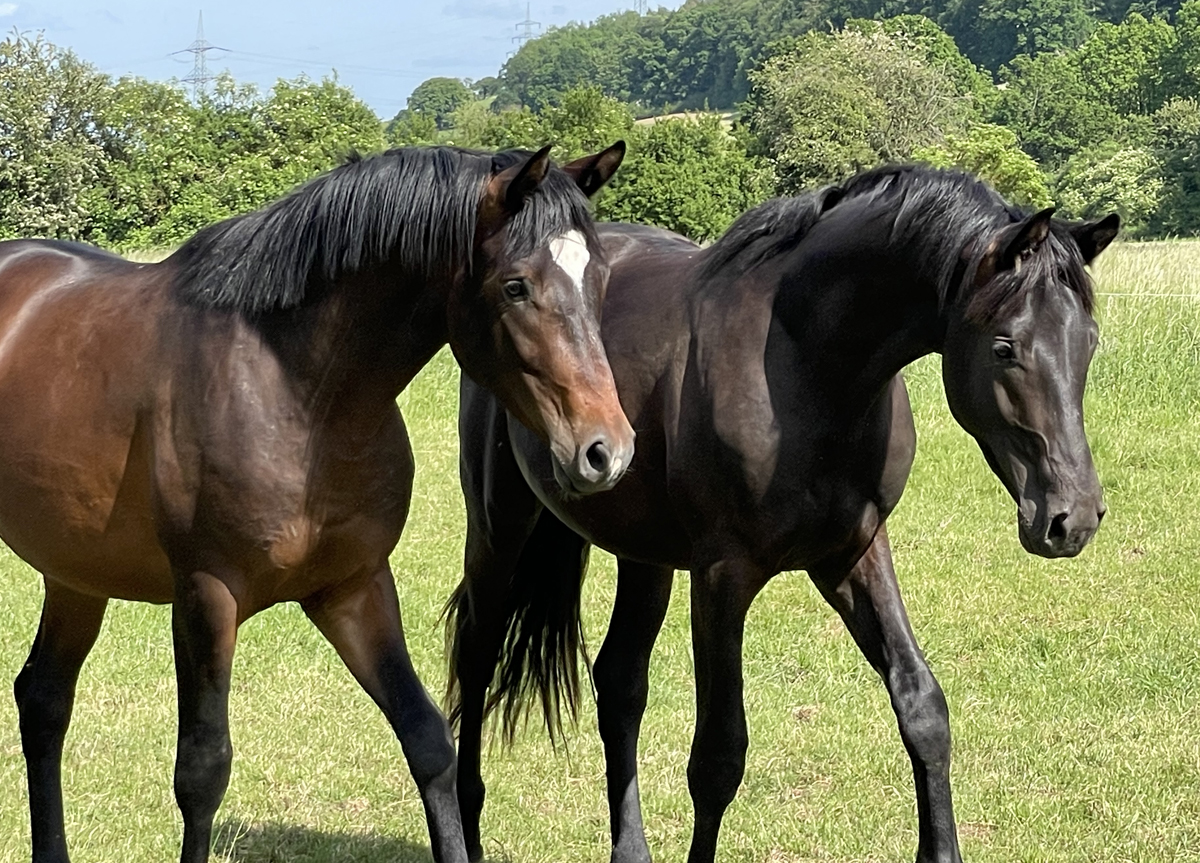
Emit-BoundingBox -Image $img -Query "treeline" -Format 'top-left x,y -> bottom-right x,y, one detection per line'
4,2 -> 1199,249
0,34 -> 384,249
494,0 -> 1187,112
392,1 -> 1200,238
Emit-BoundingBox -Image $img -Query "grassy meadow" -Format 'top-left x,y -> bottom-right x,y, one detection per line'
1,240 -> 1198,862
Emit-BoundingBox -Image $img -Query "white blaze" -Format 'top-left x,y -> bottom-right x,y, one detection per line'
549,230 -> 590,296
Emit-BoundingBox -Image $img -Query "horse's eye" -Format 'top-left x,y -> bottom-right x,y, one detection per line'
503,278 -> 530,301
993,340 -> 1016,362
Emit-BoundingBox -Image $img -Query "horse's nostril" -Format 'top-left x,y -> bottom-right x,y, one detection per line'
586,441 -> 611,474
1048,512 -> 1069,542
1096,505 -> 1107,526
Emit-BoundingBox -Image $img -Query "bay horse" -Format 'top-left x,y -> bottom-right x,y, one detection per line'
3,143 -> 634,863
446,166 -> 1120,863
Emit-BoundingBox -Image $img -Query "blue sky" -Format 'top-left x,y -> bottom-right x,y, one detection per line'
2,1 -> 676,117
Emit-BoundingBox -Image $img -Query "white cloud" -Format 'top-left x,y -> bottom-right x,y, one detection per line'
0,4 -> 18,15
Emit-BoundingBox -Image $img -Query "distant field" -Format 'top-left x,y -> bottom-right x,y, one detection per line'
0,240 -> 1198,862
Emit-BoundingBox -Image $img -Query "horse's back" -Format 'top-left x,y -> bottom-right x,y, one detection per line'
597,222 -> 700,263
0,240 -> 173,598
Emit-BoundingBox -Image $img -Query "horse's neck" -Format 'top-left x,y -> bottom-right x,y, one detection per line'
765,234 -> 946,411
260,272 -> 449,410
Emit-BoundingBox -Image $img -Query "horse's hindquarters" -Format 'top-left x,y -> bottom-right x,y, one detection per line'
0,244 -> 173,601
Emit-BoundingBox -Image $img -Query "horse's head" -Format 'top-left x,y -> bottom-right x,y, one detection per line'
942,208 -> 1119,558
449,142 -> 634,495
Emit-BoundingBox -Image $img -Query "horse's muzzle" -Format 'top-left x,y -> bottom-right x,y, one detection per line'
1019,499 -> 1106,558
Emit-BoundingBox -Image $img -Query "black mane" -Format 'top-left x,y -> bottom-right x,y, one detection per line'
702,164 -> 1095,316
170,146 -> 595,314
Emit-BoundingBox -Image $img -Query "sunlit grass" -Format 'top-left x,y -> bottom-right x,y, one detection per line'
0,240 -> 1198,862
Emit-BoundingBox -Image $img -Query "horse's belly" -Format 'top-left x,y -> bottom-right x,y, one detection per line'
555,492 -> 691,568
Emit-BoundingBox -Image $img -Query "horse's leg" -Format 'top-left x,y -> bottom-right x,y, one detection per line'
594,559 -> 673,863
305,567 -> 468,863
452,510 -> 538,862
810,525 -> 961,863
14,579 -> 107,863
172,570 -> 239,863
685,558 -> 767,863
452,388 -> 543,862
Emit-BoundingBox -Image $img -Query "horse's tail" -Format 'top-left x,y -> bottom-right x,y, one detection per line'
444,509 -> 591,747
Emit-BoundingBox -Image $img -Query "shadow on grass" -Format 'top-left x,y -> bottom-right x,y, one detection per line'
213,821 -> 435,863
213,821 -> 514,863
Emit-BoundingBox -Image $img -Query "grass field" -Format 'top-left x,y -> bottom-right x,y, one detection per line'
1,240 -> 1198,862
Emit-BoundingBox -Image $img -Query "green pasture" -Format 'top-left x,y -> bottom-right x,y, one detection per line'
1,241 -> 1198,862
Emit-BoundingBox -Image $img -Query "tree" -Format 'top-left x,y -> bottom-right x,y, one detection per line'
538,86 -> 637,160
443,99 -> 494,148
744,23 -> 972,191
1055,144 -> 1164,234
942,0 -> 1096,70
478,86 -> 636,162
89,72 -> 384,250
995,11 -> 1177,166
407,76 -> 472,129
914,122 -> 1052,207
994,51 -> 1125,164
501,12 -> 660,111
466,86 -> 767,242
1075,13 -> 1175,117
1167,0 -> 1200,99
0,32 -> 111,240
598,114 -> 773,241
497,0 -> 811,112
1149,95 -> 1200,234
846,14 -> 996,112
644,0 -> 763,108
86,77 -> 207,247
386,109 -> 438,147
259,75 -> 385,190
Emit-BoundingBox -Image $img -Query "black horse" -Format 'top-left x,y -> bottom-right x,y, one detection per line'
445,166 -> 1119,863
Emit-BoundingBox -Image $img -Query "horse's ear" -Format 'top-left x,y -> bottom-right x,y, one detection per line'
561,141 -> 626,198
1001,207 -> 1055,269
488,145 -> 553,215
974,207 -> 1056,283
1068,213 -> 1120,264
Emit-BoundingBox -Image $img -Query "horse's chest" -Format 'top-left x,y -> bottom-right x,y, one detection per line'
678,395 -> 912,572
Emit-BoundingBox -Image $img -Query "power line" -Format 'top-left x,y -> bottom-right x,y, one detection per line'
223,49 -> 421,79
170,11 -> 228,100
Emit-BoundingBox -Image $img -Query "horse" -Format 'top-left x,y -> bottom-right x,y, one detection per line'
2,142 -> 635,863
445,165 -> 1120,863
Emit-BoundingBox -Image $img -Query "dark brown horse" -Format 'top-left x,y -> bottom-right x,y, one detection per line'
446,166 -> 1120,863
3,143 -> 634,863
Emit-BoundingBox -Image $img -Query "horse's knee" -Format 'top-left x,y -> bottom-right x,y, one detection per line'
398,703 -> 458,791
893,672 -> 951,767
17,685 -> 72,760
594,654 -> 648,741
13,663 -> 32,709
458,769 -> 485,820
686,724 -> 749,813
174,729 -> 233,816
